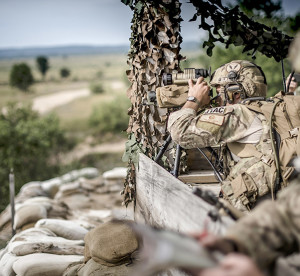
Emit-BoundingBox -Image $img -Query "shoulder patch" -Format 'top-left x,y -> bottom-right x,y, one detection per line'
203,107 -> 225,115
200,114 -> 225,126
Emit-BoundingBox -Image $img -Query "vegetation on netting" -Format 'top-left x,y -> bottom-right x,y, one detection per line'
188,0 -> 293,61
0,103 -> 69,212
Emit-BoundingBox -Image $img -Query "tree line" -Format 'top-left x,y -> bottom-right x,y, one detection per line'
10,56 -> 71,91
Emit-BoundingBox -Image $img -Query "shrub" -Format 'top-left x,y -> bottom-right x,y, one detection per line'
60,68 -> 71,78
0,103 -> 68,212
9,63 -> 34,91
36,56 -> 50,80
89,82 -> 105,94
89,95 -> 130,134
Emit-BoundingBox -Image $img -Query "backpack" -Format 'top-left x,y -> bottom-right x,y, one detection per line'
244,92 -> 300,185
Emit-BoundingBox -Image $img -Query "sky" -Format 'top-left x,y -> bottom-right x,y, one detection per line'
0,0 -> 299,49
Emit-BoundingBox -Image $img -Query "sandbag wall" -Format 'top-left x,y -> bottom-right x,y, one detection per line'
0,167 -> 137,276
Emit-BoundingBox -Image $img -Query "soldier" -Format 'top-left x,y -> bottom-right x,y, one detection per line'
194,162 -> 300,276
168,60 -> 298,212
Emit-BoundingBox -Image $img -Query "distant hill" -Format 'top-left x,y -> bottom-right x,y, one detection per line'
0,41 -> 200,59
0,45 -> 130,59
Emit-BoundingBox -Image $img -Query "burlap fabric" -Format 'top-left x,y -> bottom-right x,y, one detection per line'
63,259 -> 132,276
84,221 -> 138,267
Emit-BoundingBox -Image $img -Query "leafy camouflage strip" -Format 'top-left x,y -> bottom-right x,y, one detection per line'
121,0 -> 184,206
189,0 -> 293,61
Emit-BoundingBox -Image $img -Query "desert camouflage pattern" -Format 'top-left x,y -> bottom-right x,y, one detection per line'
168,105 -> 275,211
225,180 -> 300,270
168,105 -> 255,148
210,60 -> 267,98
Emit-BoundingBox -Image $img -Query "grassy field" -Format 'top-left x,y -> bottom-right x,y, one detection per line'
0,50 -> 202,175
0,53 -> 131,173
0,53 -> 129,124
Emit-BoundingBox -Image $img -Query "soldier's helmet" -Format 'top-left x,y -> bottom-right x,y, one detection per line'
210,60 -> 267,100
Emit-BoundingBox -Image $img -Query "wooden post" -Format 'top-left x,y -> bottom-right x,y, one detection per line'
9,168 -> 15,236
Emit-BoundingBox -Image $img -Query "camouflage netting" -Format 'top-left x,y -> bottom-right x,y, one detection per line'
189,0 -> 293,61
121,0 -> 294,206
121,0 -> 184,206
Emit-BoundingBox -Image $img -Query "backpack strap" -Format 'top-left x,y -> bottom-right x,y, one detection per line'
227,142 -> 273,166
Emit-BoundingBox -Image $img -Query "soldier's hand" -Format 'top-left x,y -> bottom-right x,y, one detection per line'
286,74 -> 298,94
192,232 -> 236,254
188,77 -> 211,107
197,254 -> 264,276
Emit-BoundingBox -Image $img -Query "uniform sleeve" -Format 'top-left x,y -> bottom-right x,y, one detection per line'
167,105 -> 256,148
224,183 -> 300,269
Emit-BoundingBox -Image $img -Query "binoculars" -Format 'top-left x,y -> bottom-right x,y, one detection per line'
162,68 -> 211,86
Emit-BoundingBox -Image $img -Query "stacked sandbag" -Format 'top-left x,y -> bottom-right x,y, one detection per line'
0,168 -> 99,238
0,167 -> 135,276
35,219 -> 89,240
41,168 -> 99,198
63,258 -> 132,276
14,197 -> 69,231
84,221 -> 138,266
0,227 -> 85,276
63,221 -> 137,276
101,167 -> 127,193
12,253 -> 83,276
54,177 -> 104,210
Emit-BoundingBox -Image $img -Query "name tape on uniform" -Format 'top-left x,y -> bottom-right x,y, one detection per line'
203,107 -> 225,115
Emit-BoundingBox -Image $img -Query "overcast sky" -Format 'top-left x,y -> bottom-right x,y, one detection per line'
0,0 -> 299,49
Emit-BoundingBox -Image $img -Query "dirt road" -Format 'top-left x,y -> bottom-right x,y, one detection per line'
32,88 -> 91,114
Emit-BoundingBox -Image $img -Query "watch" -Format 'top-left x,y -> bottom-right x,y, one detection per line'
187,96 -> 200,105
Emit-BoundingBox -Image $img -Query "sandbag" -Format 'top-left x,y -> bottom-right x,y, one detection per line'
84,221 -> 138,266
11,241 -> 84,256
0,252 -> 19,276
12,253 -> 83,276
35,219 -> 88,240
63,258 -> 132,276
14,204 -> 47,229
7,228 -> 84,255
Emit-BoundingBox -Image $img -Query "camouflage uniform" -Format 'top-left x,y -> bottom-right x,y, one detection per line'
224,180 -> 300,271
168,103 -> 275,211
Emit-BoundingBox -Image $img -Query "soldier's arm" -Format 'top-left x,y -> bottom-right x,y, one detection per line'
223,183 -> 300,269
168,104 -> 255,148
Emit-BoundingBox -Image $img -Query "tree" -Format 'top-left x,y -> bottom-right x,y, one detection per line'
36,56 -> 50,80
0,103 -> 67,212
9,63 -> 34,91
234,0 -> 299,35
236,0 -> 282,18
60,68 -> 71,78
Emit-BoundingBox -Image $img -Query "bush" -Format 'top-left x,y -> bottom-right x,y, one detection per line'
89,95 -> 130,134
9,63 -> 34,91
60,68 -> 71,78
36,56 -> 50,79
89,82 -> 105,94
0,103 -> 68,212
